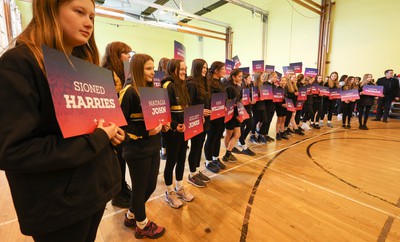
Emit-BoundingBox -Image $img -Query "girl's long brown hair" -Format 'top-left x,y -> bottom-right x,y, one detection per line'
208,61 -> 225,89
286,74 -> 298,93
14,0 -> 99,74
190,58 -> 210,101
166,59 -> 190,107
129,54 -> 154,96
328,72 -> 340,88
101,41 -> 132,85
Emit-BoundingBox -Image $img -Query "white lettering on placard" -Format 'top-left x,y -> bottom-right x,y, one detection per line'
212,105 -> 224,111
148,100 -> 166,106
73,81 -> 106,94
151,106 -> 167,115
64,95 -> 116,109
188,119 -> 200,128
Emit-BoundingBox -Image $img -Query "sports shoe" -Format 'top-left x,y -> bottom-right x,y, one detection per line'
197,171 -> 211,183
232,147 -> 242,154
124,213 -> 136,228
312,123 -> 320,129
327,123 -> 333,128
176,186 -> 194,202
249,135 -> 259,143
337,113 -> 342,121
280,132 -> 289,140
135,221 -> 165,239
213,158 -> 226,169
298,126 -> 304,132
294,129 -> 305,136
265,135 -> 275,142
222,153 -> 237,163
206,162 -> 220,173
342,124 -> 346,128
286,128 -> 295,134
164,191 -> 183,208
187,174 -> 206,188
276,132 -> 281,141
346,124 -> 351,129
242,148 -> 255,156
258,135 -> 267,144
362,125 -> 369,130
301,123 -> 311,130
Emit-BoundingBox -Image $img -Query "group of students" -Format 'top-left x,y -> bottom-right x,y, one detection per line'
1,0 -> 399,241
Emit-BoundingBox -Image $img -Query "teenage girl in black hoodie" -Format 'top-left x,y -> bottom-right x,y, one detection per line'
162,59 -> 194,208
119,54 -> 166,239
358,74 -> 375,130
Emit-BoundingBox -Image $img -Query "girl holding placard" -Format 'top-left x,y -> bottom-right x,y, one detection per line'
119,54 -> 166,239
358,74 -> 375,130
341,76 -> 357,129
320,72 -> 340,127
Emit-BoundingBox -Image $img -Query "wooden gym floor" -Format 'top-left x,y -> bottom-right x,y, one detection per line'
1,117 -> 399,241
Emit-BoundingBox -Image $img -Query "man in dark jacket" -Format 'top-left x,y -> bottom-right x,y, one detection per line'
373,69 -> 400,122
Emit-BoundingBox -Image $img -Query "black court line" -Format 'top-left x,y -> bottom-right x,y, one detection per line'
377,198 -> 400,242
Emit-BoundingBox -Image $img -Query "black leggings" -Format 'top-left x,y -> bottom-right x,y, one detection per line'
263,110 -> 274,135
188,131 -> 206,172
116,145 -> 128,190
163,131 -> 187,186
204,118 -> 225,160
32,207 -> 105,242
302,104 -> 314,122
358,105 -> 372,125
321,99 -> 336,121
239,106 -> 252,145
252,109 -> 267,134
342,102 -> 356,125
312,101 -> 322,122
126,153 -> 160,221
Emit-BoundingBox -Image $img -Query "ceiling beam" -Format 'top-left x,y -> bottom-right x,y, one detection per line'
292,0 -> 322,15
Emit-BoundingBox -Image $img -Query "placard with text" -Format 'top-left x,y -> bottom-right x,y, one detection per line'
273,87 -> 285,102
295,100 -> 304,110
340,89 -> 360,101
251,86 -> 260,102
153,71 -> 165,88
224,99 -> 235,123
297,87 -> 308,101
319,86 -> 330,96
174,40 -> 185,60
290,62 -> 303,74
305,68 -> 318,77
225,59 -> 235,75
138,87 -> 171,130
233,55 -> 241,68
252,60 -> 264,73
362,85 -> 383,97
42,45 -> 126,138
242,88 -> 250,106
210,92 -> 226,120
184,104 -> 204,141
285,98 -> 296,112
237,102 -> 250,123
265,65 -> 275,73
329,88 -> 341,100
259,84 -> 273,100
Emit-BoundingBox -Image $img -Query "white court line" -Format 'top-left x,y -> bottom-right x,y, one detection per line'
269,168 -> 400,220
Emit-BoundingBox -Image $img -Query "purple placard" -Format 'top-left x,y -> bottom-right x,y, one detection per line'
329,88 -> 341,100
138,87 -> 171,130
265,65 -> 275,73
225,59 -> 235,75
273,87 -> 285,102
285,98 -> 296,112
305,67 -> 318,77
174,40 -> 185,60
311,83 -> 319,94
297,86 -> 308,101
153,71 -> 165,88
251,86 -> 260,102
362,85 -> 383,97
210,92 -> 226,120
295,100 -> 304,110
319,86 -> 330,96
237,102 -> 250,123
252,60 -> 264,73
42,45 -> 127,138
290,62 -> 303,74
340,89 -> 360,101
242,88 -> 250,106
283,66 -> 295,76
184,104 -> 204,141
239,67 -> 250,74
233,55 -> 241,68
259,84 -> 273,100
276,71 -> 283,79
306,85 -> 312,95
224,99 -> 235,123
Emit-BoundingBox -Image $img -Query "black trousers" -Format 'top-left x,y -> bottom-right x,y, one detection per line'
302,104 -> 314,122
376,97 -> 392,121
116,144 -> 128,190
252,109 -> 267,134
239,106 -> 253,145
188,131 -> 206,172
321,99 -> 336,121
342,102 -> 356,125
32,207 -> 105,242
263,110 -> 274,135
163,131 -> 187,185
126,153 -> 160,221
358,105 -> 372,125
204,118 -> 225,161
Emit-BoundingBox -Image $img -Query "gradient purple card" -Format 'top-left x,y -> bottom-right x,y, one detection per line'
251,86 -> 260,102
259,84 -> 273,100
153,71 -> 165,88
340,89 -> 360,101
42,45 -> 126,138
237,102 -> 250,123
224,99 -> 235,123
242,88 -> 250,106
210,92 -> 226,120
252,60 -> 264,73
290,62 -> 303,74
297,86 -> 308,101
329,88 -> 341,100
265,65 -> 275,73
138,87 -> 171,130
285,98 -> 296,112
273,87 -> 285,102
174,40 -> 185,60
184,104 -> 204,141
362,85 -> 383,97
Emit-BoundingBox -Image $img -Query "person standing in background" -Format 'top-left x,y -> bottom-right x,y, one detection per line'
358,74 -> 375,130
0,0 -> 125,241
101,41 -> 133,208
373,69 -> 400,123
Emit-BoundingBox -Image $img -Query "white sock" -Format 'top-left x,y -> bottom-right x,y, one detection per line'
328,120 -> 331,123
176,180 -> 183,191
166,185 -> 174,194
206,160 -> 211,166
161,148 -> 166,155
212,156 -> 219,161
196,167 -> 200,174
136,217 -> 148,230
127,210 -> 135,219
242,144 -> 248,150
190,171 -> 197,178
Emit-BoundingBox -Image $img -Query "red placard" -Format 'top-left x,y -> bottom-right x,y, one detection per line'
184,104 -> 204,141
224,99 -> 235,123
329,88 -> 341,100
297,87 -> 307,101
273,88 -> 285,103
340,89 -> 360,101
242,88 -> 250,106
362,85 -> 383,97
259,85 -> 274,100
138,87 -> 171,130
42,45 -> 127,138
210,92 -> 226,120
319,86 -> 330,96
237,102 -> 250,123
295,100 -> 304,110
251,86 -> 260,102
285,98 -> 296,112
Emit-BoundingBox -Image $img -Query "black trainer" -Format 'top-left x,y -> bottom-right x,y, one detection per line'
241,148 -> 255,156
213,158 -> 226,169
280,132 -> 289,140
265,135 -> 275,142
294,129 -> 305,136
232,147 -> 242,154
276,133 -> 281,141
206,162 -> 220,173
258,135 -> 267,144
249,135 -> 259,143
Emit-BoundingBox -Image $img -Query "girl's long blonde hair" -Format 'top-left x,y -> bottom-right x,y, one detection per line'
14,0 -> 99,73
